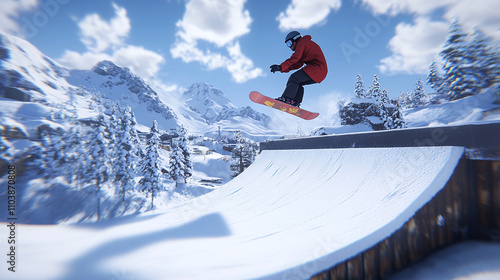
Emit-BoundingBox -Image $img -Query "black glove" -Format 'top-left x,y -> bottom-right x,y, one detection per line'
270,64 -> 282,73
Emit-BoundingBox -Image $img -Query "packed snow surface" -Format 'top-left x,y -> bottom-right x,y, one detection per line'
0,147 -> 464,280
391,241 -> 500,280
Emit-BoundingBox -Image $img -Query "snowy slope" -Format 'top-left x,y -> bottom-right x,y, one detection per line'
391,241 -> 500,280
403,87 -> 500,127
311,87 -> 500,136
0,146 -> 464,280
0,32 -> 75,105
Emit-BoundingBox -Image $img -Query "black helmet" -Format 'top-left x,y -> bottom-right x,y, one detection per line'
285,31 -> 301,42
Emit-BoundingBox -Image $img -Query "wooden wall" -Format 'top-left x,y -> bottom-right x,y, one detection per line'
311,158 -> 500,280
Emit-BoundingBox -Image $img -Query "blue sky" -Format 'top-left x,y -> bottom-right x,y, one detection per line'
2,0 -> 499,127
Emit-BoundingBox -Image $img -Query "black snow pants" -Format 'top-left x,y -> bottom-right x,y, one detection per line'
281,69 -> 316,103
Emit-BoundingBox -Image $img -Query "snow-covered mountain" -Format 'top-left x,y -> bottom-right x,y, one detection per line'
0,31 -> 275,142
183,82 -> 270,125
180,82 -> 272,135
184,82 -> 235,122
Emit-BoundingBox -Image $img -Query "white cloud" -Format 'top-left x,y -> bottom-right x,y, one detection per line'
113,46 -> 165,78
361,0 -> 500,75
0,0 -> 38,36
379,17 -> 448,74
277,0 -> 341,31
442,0 -> 500,36
360,0 -> 453,16
226,42 -> 263,83
170,0 -> 263,83
58,46 -> 166,79
57,3 -> 164,79
58,50 -> 111,70
171,40 -> 226,70
175,0 -> 252,47
77,3 -> 130,53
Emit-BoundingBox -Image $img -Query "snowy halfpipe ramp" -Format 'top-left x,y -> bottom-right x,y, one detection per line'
1,147 -> 464,280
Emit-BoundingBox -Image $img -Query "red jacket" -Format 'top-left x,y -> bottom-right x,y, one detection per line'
280,35 -> 328,83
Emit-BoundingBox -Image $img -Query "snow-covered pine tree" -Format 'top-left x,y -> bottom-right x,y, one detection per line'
354,73 -> 366,98
57,122 -> 80,184
127,108 -> 145,160
64,124 -> 87,190
468,28 -> 499,89
169,125 -> 192,187
398,91 -> 410,109
169,141 -> 182,188
106,114 -> 119,180
412,78 -> 427,107
139,120 -> 163,210
178,125 -> 192,183
366,75 -> 382,101
231,130 -> 256,178
427,61 -> 443,92
381,89 -> 390,104
114,109 -> 138,201
391,102 -> 406,129
37,129 -> 64,178
85,114 -> 110,220
440,19 -> 475,100
232,130 -> 245,177
378,102 -> 392,129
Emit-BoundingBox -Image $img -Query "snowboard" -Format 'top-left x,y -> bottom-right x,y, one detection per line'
249,91 -> 319,120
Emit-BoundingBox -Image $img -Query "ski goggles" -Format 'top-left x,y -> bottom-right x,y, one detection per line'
285,39 -> 294,48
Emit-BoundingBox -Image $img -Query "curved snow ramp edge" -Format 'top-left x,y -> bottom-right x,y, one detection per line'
255,146 -> 464,280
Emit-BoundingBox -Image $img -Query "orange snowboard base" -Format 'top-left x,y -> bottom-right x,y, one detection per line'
249,91 -> 319,120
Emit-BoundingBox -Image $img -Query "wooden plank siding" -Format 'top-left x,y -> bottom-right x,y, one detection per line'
311,158 -> 500,280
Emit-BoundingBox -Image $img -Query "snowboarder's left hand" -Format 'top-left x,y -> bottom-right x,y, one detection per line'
270,64 -> 282,73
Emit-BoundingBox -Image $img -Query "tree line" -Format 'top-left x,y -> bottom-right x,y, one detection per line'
26,105 -> 192,219
428,19 -> 500,100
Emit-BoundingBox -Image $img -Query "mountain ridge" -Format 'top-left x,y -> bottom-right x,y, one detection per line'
0,31 -> 274,139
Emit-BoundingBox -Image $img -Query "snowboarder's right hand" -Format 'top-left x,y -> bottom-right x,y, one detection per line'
270,64 -> 282,73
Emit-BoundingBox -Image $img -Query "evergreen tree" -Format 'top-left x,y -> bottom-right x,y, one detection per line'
427,61 -> 443,92
107,114 -> 119,180
67,125 -> 87,190
231,130 -> 256,177
398,91 -> 412,109
380,89 -> 390,104
412,78 -> 427,107
354,73 -> 366,98
169,125 -> 192,187
178,125 -> 192,182
85,114 -> 110,220
366,75 -> 382,101
468,28 -> 499,88
139,120 -> 163,210
114,109 -> 138,200
38,129 -> 62,178
391,102 -> 406,129
378,102 -> 391,129
127,108 -> 145,159
169,141 -> 183,188
440,19 -> 475,100
232,130 -> 245,177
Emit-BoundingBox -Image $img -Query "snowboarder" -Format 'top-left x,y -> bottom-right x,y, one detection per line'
270,31 -> 328,108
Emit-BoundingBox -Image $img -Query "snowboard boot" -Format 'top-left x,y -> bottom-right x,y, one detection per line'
275,97 -> 300,108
